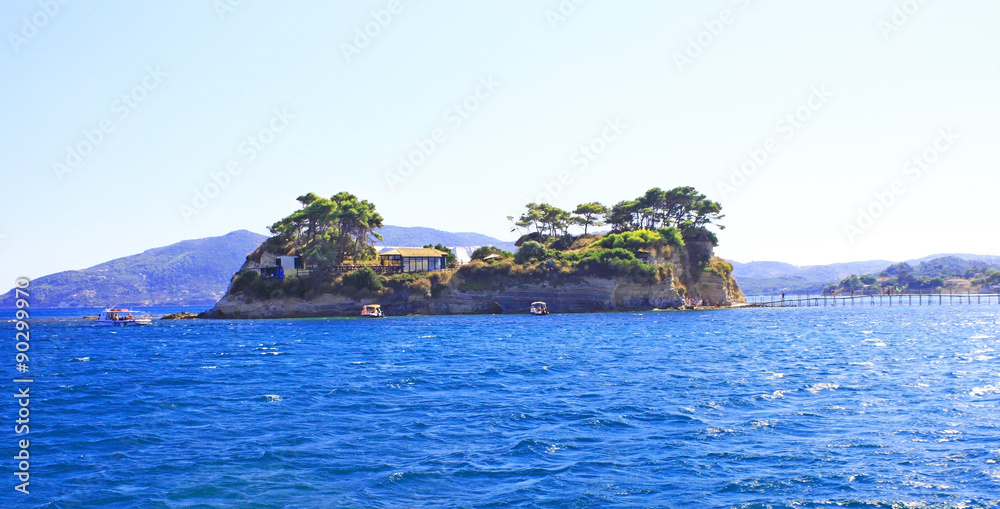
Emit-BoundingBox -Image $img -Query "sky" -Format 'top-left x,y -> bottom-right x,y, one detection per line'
2,0 -> 999,287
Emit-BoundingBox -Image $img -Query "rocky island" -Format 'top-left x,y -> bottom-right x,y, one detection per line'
202,188 -> 744,318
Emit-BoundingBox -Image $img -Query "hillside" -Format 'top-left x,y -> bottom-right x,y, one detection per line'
376,225 -> 518,256
733,254 -> 1000,296
823,255 -> 1000,295
0,230 -> 267,308
730,259 -> 893,295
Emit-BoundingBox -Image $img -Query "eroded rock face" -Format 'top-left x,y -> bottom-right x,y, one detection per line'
203,238 -> 745,318
205,272 -> 743,319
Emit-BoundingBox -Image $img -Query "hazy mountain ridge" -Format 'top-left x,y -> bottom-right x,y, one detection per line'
731,253 -> 1000,295
375,225 -> 518,254
0,226 -> 518,308
3,220 -> 992,306
0,230 -> 268,308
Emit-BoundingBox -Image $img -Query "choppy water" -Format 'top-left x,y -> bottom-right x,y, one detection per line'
4,305 -> 1000,507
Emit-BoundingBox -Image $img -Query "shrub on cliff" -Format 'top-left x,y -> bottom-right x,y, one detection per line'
706,257 -> 733,279
232,271 -> 259,295
471,245 -> 513,260
576,248 -> 660,282
342,267 -> 383,292
383,273 -> 421,290
657,227 -> 684,248
514,241 -> 549,264
407,278 -> 432,297
590,228 -> 683,254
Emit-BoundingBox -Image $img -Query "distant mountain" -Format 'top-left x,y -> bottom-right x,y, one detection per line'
904,256 -> 1000,278
907,253 -> 1000,265
732,260 -> 909,280
0,226 -> 518,308
731,254 -> 1000,296
0,230 -> 267,308
375,225 -> 518,261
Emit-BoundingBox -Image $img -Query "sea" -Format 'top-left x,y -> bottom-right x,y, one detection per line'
4,304 -> 1000,508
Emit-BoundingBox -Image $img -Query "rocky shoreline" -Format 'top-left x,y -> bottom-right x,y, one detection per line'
201,269 -> 743,319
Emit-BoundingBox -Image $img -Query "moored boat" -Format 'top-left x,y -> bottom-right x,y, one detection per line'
96,307 -> 152,326
530,301 -> 549,315
361,304 -> 385,318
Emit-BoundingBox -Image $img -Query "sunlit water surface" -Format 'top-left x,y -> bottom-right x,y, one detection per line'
7,305 -> 1000,507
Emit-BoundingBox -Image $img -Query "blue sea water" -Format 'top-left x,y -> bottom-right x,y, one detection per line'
4,305 -> 1000,508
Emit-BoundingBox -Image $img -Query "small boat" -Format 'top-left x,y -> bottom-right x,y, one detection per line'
530,301 -> 549,316
361,304 -> 385,318
96,307 -> 152,326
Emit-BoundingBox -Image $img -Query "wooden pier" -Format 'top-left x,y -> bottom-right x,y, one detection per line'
746,292 -> 1000,308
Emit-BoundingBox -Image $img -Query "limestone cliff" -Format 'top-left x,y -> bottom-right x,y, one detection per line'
202,239 -> 743,319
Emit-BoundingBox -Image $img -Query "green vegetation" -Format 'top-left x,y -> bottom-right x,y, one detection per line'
266,191 -> 384,268
513,186 -> 723,247
459,185 -> 727,296
824,256 -> 1000,295
514,241 -> 549,264
470,245 -> 513,260
342,267 -> 383,292
572,202 -> 608,235
590,228 -> 683,252
226,185 -> 736,303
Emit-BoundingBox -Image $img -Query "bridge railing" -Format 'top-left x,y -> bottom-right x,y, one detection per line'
746,291 -> 1000,307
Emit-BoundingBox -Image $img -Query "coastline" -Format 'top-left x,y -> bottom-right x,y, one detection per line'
201,269 -> 744,319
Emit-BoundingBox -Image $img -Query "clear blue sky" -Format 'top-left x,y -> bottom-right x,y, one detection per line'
3,0 -> 999,286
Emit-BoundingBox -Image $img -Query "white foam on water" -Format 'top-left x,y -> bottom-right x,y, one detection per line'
761,390 -> 785,400
74,357 -> 90,362
850,361 -> 875,367
970,385 -> 1000,397
807,383 -> 840,393
263,394 -> 282,402
704,427 -> 736,436
201,366 -> 217,369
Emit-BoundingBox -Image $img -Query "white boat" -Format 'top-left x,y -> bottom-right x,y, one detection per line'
96,307 -> 152,326
530,301 -> 549,315
361,304 -> 385,318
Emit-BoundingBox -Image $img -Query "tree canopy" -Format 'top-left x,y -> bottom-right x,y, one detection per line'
514,186 -> 724,243
604,187 -> 724,234
268,192 -> 384,267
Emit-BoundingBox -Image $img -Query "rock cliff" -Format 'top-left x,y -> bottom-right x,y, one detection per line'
202,240 -> 743,318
